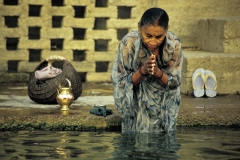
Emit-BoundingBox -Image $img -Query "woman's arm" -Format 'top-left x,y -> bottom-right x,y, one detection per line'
132,66 -> 146,86
154,68 -> 168,87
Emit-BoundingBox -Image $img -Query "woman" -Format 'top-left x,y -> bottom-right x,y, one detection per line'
111,8 -> 183,133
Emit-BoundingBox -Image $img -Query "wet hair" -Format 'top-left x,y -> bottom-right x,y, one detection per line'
139,7 -> 169,30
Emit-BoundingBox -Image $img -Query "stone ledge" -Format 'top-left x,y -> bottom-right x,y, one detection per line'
0,113 -> 122,131
0,82 -> 239,131
0,100 -> 240,131
1,113 -> 239,131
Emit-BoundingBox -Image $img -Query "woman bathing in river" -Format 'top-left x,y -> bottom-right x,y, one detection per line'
111,7 -> 183,133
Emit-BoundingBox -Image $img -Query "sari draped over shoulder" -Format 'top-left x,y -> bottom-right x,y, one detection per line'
111,30 -> 183,133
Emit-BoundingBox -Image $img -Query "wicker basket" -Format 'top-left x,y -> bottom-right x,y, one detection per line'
28,56 -> 82,104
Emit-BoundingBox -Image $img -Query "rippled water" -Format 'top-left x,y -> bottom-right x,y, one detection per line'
0,127 -> 239,160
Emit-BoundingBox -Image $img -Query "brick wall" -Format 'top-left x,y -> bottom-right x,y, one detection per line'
0,0 -> 239,83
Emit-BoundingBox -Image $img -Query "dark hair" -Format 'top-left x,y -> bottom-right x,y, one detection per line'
139,8 -> 169,30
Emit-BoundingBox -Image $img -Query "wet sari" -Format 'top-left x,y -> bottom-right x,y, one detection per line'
111,30 -> 183,133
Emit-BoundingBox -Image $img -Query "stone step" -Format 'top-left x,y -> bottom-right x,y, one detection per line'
198,16 -> 240,53
181,50 -> 240,95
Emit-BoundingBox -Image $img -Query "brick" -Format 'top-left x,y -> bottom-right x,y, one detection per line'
43,6 -> 74,16
23,1 -> 48,5
107,19 -> 138,29
86,72 -> 111,82
71,61 -> 95,72
86,6 -> 117,18
0,38 -> 6,49
18,40 -> 50,49
0,17 -> 4,27
0,61 -> 8,72
1,28 -> 23,37
41,28 -> 73,39
64,39 -> 94,51
0,50 -> 29,61
85,29 -> 117,39
18,61 -> 40,72
86,51 -> 115,61
0,6 -> 22,16
41,50 -> 73,61
109,0 -> 137,6
108,39 -> 119,52
63,17 -> 95,28
65,0 -> 92,5
21,17 -> 50,27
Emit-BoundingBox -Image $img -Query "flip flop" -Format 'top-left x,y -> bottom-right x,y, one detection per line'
192,68 -> 205,97
204,70 -> 217,97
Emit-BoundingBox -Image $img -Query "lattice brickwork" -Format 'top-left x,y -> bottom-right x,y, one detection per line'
0,0 -> 141,83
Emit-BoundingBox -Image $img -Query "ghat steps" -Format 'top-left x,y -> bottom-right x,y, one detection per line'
181,16 -> 240,95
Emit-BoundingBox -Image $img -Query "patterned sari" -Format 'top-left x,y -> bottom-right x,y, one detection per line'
111,30 -> 183,133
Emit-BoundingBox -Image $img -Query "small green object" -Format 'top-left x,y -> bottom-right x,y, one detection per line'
90,105 -> 112,117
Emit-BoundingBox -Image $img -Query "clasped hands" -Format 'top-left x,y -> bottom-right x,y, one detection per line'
140,54 -> 163,79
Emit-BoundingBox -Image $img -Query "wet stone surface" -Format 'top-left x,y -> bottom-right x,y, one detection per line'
0,82 -> 239,131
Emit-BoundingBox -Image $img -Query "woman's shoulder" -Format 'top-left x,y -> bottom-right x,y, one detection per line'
121,30 -> 139,45
164,31 -> 181,51
166,31 -> 180,43
162,31 -> 182,66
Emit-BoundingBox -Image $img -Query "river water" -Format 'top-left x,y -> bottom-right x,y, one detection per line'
0,127 -> 239,160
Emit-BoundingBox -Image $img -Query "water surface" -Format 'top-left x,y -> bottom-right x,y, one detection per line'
0,127 -> 239,159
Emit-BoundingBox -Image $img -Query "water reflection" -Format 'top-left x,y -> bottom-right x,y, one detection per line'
112,133 -> 181,159
0,128 -> 240,159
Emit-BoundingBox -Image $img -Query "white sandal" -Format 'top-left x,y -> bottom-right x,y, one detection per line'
204,70 -> 217,97
192,68 -> 205,97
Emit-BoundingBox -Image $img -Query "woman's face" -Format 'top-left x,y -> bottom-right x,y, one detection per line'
138,24 -> 167,51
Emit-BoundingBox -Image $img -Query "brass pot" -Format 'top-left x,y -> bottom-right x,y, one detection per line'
56,78 -> 74,111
